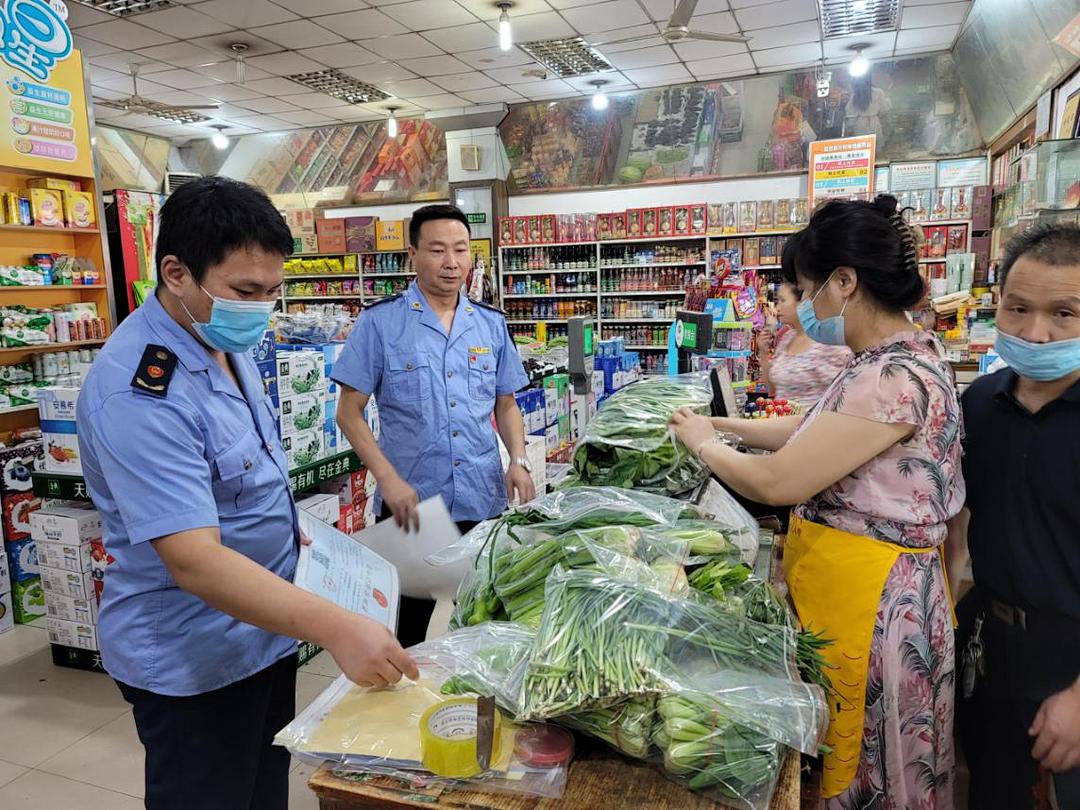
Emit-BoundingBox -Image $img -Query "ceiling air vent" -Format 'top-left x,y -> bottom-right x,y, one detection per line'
94,98 -> 211,124
817,0 -> 901,39
164,173 -> 201,195
68,0 -> 174,17
519,37 -> 612,79
286,69 -> 390,105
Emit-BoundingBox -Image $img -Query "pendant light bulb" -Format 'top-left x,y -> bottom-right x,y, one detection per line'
386,107 -> 399,138
589,79 -> 609,111
497,2 -> 513,52
211,126 -> 229,150
848,45 -> 869,77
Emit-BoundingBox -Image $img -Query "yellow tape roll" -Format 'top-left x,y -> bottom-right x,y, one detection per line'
419,698 -> 502,778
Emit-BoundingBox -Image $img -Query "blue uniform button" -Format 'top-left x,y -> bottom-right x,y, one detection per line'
447,371 -> 453,378
450,400 -> 457,407
454,459 -> 461,467
452,430 -> 460,437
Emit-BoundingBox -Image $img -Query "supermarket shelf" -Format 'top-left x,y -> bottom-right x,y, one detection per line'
603,319 -> 674,324
601,289 -> 686,296
503,292 -> 597,299
602,235 -> 707,244
293,251 -> 355,258
365,272 -> 416,277
0,339 -> 105,356
707,229 -> 798,238
284,294 -> 361,300
625,344 -> 667,350
912,219 -> 972,227
0,404 -> 37,415
0,284 -> 108,291
0,224 -> 99,235
284,273 -> 360,279
599,262 -> 706,269
358,249 -> 407,254
504,267 -> 598,273
918,257 -> 954,263
507,318 -> 589,324
502,240 -> 596,248
742,265 -> 781,271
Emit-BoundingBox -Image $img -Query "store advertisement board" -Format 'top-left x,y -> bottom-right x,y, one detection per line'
1,1 -> 93,177
937,157 -> 988,188
808,136 -> 876,207
889,161 -> 937,192
873,166 -> 889,193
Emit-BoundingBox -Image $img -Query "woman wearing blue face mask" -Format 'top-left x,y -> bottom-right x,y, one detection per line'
671,194 -> 965,808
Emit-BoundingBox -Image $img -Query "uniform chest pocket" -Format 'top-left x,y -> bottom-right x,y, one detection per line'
213,432 -> 275,514
386,354 -> 431,401
469,358 -> 496,400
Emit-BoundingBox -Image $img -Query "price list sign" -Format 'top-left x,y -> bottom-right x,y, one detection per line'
808,136 -> 877,208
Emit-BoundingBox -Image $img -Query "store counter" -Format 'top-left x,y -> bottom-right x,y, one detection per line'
307,744 -> 802,810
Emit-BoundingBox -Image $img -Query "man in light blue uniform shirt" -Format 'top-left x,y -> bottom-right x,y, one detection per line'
335,205 -> 535,645
77,177 -> 415,810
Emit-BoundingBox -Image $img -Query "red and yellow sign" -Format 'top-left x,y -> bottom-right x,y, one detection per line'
808,135 -> 876,208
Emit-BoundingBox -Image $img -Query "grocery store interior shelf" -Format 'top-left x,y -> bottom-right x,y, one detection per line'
708,229 -> 797,239
503,292 -> 597,299
601,290 -> 686,296
0,224 -> 100,235
0,339 -> 106,357
503,267 -> 598,274
603,235 -> 707,244
0,285 -> 108,291
284,273 -> 360,280
599,262 -> 706,269
626,345 -> 667,350
366,272 -> 416,277
0,404 -> 38,415
503,240 -> 596,248
283,295 -> 361,301
603,319 -> 674,324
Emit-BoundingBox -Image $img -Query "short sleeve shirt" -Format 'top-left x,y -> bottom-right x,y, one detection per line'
331,283 -> 528,522
768,328 -> 853,410
77,294 -> 298,697
792,330 -> 966,547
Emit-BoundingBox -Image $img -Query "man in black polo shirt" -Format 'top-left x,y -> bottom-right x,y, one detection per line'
952,223 -> 1080,808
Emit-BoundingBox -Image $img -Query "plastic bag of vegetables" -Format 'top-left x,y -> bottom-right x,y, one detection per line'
568,375 -> 715,494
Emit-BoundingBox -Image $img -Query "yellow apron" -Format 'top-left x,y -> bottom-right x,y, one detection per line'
784,515 -> 953,798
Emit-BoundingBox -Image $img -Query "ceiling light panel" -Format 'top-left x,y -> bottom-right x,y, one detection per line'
817,0 -> 901,38
519,37 -> 613,78
286,69 -> 391,105
69,0 -> 174,17
95,98 -> 211,123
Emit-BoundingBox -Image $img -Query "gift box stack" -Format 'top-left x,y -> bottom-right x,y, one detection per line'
285,209 -> 318,255
1,440 -> 45,627
277,348 -> 329,468
31,502 -> 105,652
319,468 -> 377,534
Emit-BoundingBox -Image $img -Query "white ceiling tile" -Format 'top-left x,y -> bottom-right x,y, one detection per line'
561,1 -> 650,33
563,71 -> 633,91
236,96 -> 303,114
198,0 -> 298,27
151,68 -> 227,90
189,61 -> 272,84
381,0 -> 479,30
587,24 -> 665,52
381,77 -> 445,98
283,0 -> 371,14
733,0 -> 815,30
361,33 -> 443,59
137,41 -> 233,68
904,0 -> 956,4
483,65 -> 551,85
822,31 -> 895,59
103,112 -> 171,129
95,75 -> 172,94
621,62 -> 692,87
203,102 -> 259,118
745,19 -> 820,49
752,41 -> 821,67
455,45 -> 534,70
432,71 -> 499,92
72,37 -> 119,57
312,9 -> 408,39
512,78 -> 579,99
901,2 -> 970,28
140,89 -> 221,106
229,114 -> 295,131
490,11 -> 576,40
728,0 -> 789,6
245,52 -> 326,76
671,38 -> 747,60
460,86 -> 528,103
68,3 -> 117,28
360,99 -> 426,115
252,20 -> 345,49
639,0 -> 731,21
322,105 -> 382,121
342,62 -> 418,84
271,92 -> 351,109
456,0 -> 552,21
686,51 -> 755,79
605,44 -> 678,70
242,76 -> 311,95
89,65 -> 126,85
275,109 -> 340,125
201,84 -> 268,101
398,54 -> 474,76
137,7 -> 236,36
681,10 -> 741,34
895,24 -> 960,50
420,22 -> 499,52
76,21 -> 174,49
188,33 -> 284,59
297,43 -> 382,68
90,53 -> 173,74
410,93 -> 470,110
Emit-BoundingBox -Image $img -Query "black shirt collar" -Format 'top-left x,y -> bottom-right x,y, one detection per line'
991,368 -> 1080,405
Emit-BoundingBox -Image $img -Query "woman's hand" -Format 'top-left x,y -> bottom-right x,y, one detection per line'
757,329 -> 774,359
669,407 -> 716,456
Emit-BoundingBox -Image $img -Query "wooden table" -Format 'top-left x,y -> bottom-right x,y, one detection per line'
308,745 -> 802,810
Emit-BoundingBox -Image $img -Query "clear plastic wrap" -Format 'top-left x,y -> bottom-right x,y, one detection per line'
569,375 -> 715,494
690,479 -> 763,565
273,310 -> 353,344
518,567 -> 798,721
559,697 -> 656,760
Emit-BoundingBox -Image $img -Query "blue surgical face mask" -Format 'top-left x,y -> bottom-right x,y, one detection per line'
180,283 -> 276,353
797,271 -> 848,346
994,329 -> 1080,382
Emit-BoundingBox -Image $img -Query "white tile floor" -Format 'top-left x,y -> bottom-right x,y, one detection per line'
0,623 -> 340,809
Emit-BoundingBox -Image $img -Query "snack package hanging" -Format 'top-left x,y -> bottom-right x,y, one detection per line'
568,375 -> 715,494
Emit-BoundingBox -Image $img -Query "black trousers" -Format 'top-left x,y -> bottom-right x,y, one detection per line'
956,590 -> 1080,809
116,653 -> 297,810
379,505 -> 477,648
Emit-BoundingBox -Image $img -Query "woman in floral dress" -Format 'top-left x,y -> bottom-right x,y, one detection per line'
671,196 -> 963,809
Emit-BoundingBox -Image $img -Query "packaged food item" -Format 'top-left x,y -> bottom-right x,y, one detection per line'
12,576 -> 45,623
720,202 -> 737,234
27,177 -> 81,192
29,188 -> 64,227
757,200 -> 775,230
62,190 -> 95,229
690,204 -> 707,235
658,207 -> 674,237
627,209 -> 642,238
642,208 -> 657,237
930,188 -> 951,220
498,217 -> 513,245
738,201 -> 758,232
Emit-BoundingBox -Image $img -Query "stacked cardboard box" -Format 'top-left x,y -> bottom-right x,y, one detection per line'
284,209 -> 318,255
38,387 -> 82,474
31,503 -> 103,651
1,440 -> 44,624
249,330 -> 279,410
319,468 -> 377,533
543,374 -> 572,460
276,348 -> 327,467
315,216 -> 346,254
0,543 -> 12,634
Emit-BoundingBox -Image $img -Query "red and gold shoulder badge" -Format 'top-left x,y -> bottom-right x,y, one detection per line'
131,345 -> 177,398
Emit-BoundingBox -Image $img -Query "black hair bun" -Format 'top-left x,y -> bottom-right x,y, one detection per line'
872,194 -> 899,218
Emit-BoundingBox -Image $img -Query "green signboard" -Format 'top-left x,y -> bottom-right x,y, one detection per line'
465,212 -> 486,224
676,320 -> 698,350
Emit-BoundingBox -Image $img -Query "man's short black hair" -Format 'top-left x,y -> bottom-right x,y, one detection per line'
999,223 -> 1080,291
409,204 -> 471,247
155,176 -> 294,284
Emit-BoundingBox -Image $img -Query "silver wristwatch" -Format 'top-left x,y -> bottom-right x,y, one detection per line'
511,456 -> 532,473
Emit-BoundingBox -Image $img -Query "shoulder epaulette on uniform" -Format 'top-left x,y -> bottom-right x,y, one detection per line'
363,293 -> 402,311
131,344 -> 177,398
468,297 -> 505,316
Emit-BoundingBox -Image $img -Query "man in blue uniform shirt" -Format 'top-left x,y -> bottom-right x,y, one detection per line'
77,177 -> 416,810
334,204 -> 535,645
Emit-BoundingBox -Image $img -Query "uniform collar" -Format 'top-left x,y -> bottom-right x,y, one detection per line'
406,282 -> 477,345
143,291 -> 211,372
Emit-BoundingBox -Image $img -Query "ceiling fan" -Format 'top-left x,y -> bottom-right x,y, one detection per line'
591,0 -> 749,47
93,63 -> 220,123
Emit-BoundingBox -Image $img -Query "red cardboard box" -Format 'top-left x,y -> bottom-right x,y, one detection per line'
610,211 -> 627,240
315,217 -> 345,236
596,212 -> 611,241
317,233 -> 347,254
641,207 -> 658,238
690,204 -> 707,235
540,215 -> 557,243
673,205 -> 691,235
626,208 -> 642,238
527,216 -> 541,244
512,216 -> 528,245
498,216 -> 514,245
658,206 -> 674,237
4,491 -> 40,542
972,185 -> 992,230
